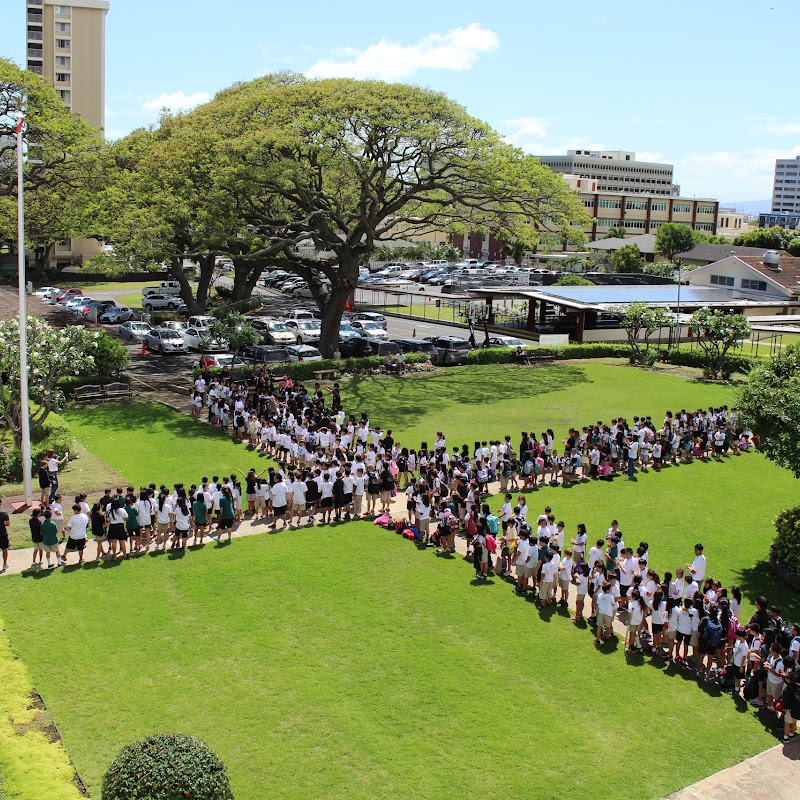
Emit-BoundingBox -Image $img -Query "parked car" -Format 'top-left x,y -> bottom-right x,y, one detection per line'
262,270 -> 291,286
62,296 -> 94,312
142,293 -> 181,311
290,283 -> 317,298
141,280 -> 182,297
349,311 -> 387,330
55,288 -> 82,302
184,326 -> 227,352
158,320 -> 189,334
33,286 -> 60,299
186,315 -> 216,331
285,344 -> 322,362
193,353 -> 247,370
391,338 -> 438,357
177,298 -> 213,314
284,319 -> 322,343
338,338 -> 400,358
118,321 -> 154,342
376,265 -> 405,277
350,320 -> 388,340
338,322 -> 362,342
283,309 -> 321,322
260,320 -> 296,346
426,272 -> 449,286
100,305 -> 133,323
143,327 -> 189,354
423,336 -> 473,365
241,345 -> 291,364
486,335 -> 527,348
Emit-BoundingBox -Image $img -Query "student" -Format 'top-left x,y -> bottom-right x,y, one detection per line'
729,628 -> 749,697
40,509 -> 63,568
60,503 -> 88,566
473,527 -> 489,579
173,496 -> 191,549
319,472 -> 335,525
270,477 -> 289,531
651,588 -> 668,655
676,599 -> 695,664
594,582 -> 616,642
217,486 -> 236,541
124,496 -> 140,552
107,498 -> 129,559
29,507 -> 44,569
155,492 -> 173,550
50,494 -> 64,540
557,549 -> 573,605
90,502 -> 108,561
45,449 -> 68,502
781,671 -> 799,743
0,498 -> 9,573
764,642 -> 785,712
625,589 -> 646,653
539,552 -> 558,607
572,563 -> 590,622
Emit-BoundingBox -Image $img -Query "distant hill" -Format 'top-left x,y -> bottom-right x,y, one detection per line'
720,199 -> 771,216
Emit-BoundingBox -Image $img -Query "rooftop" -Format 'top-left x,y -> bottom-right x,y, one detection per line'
676,244 -> 787,262
737,255 -> 800,294
587,234 -> 658,255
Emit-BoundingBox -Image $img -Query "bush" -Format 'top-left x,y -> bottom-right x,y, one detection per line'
773,505 -> 800,577
102,733 -> 233,800
660,348 -> 757,376
93,331 -> 130,376
1,416 -> 74,483
465,343 -> 629,365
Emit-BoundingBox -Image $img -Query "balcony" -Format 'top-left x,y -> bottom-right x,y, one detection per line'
27,48 -> 43,60
27,30 -> 43,41
27,0 -> 43,6
27,12 -> 43,23
28,65 -> 43,75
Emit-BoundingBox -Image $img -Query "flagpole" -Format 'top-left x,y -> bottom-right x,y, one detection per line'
16,111 -> 33,506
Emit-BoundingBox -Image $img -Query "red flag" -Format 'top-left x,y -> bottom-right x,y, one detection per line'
15,116 -> 24,134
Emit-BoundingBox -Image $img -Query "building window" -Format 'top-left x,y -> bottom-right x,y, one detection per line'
697,204 -> 716,214
598,199 -> 621,209
673,203 -> 691,213
694,223 -> 715,232
648,220 -> 664,230
741,279 -> 767,291
651,201 -> 667,211
597,218 -> 622,228
579,198 -> 594,208
55,5 -> 72,14
56,55 -> 70,66
625,200 -> 647,210
55,72 -> 70,82
624,219 -> 646,229
56,22 -> 71,32
710,275 -> 734,287
56,38 -> 70,49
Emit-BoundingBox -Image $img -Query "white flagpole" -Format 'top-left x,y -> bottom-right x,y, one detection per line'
16,111 -> 33,506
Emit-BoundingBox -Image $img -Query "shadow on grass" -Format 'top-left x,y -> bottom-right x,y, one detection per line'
736,559 -> 800,621
344,364 -> 591,429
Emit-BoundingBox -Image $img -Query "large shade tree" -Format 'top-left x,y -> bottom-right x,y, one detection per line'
107,75 -> 587,352
0,58 -> 105,276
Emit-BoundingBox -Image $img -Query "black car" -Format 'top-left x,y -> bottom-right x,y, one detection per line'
241,345 -> 290,364
391,338 -> 438,357
423,336 -> 473,365
339,337 -> 401,358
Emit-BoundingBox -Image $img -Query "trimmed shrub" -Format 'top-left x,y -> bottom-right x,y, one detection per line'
660,348 -> 757,376
102,733 -> 233,800
94,331 -> 130,377
466,343 -> 629,365
772,505 -> 800,586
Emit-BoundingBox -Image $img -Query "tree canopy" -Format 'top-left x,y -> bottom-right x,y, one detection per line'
688,308 -> 750,379
733,225 -> 795,251
102,74 -> 588,353
737,344 -> 800,478
655,223 -> 695,262
616,302 -> 671,366
608,243 -> 645,273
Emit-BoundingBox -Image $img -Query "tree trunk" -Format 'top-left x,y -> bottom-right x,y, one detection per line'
195,254 -> 214,310
230,257 -> 262,305
167,256 -> 201,315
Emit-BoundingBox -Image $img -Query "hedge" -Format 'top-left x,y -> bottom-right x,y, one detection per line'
102,733 -> 233,800
0,416 -> 74,483
772,505 -> 800,582
191,352 -> 431,382
466,343 -> 628,365
658,348 -> 757,375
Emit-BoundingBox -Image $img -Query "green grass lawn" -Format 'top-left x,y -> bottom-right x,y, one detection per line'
1,363 -> 797,799
0,510 -> 784,800
60,400 -> 269,490
41,280 -> 156,294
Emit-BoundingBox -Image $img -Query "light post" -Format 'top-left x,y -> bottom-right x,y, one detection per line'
673,263 -> 682,349
16,110 -> 33,505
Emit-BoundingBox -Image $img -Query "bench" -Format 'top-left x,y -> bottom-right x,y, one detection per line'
72,382 -> 134,403
517,350 -> 556,365
313,369 -> 340,381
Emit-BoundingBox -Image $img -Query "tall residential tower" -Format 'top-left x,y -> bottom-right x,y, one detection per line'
25,0 -> 109,132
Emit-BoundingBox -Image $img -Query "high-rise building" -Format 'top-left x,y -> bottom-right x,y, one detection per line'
537,150 -> 678,196
771,156 -> 800,214
25,0 -> 110,267
25,0 -> 109,133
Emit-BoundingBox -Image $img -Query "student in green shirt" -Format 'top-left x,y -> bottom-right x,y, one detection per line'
215,487 -> 235,543
40,509 -> 63,569
192,492 -> 208,546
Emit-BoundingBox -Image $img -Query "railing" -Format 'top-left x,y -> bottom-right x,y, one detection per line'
27,30 -> 43,41
27,12 -> 43,22
27,48 -> 43,59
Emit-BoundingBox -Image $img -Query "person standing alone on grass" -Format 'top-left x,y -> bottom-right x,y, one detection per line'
0,498 -> 9,572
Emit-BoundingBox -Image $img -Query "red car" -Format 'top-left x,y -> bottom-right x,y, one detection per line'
55,288 -> 82,302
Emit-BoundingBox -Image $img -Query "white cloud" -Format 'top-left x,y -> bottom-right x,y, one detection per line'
499,119 -> 605,157
676,147 -> 800,200
752,120 -> 800,136
141,91 -> 210,114
305,23 -> 499,81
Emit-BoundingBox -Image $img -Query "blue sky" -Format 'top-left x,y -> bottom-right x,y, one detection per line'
3,0 -> 798,201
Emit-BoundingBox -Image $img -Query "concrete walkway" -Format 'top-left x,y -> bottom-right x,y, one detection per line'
664,740 -> 800,799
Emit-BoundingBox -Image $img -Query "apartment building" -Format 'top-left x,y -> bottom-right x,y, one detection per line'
537,150 -> 678,196
577,191 -> 718,240
25,0 -> 110,267
771,156 -> 800,214
716,207 -> 747,238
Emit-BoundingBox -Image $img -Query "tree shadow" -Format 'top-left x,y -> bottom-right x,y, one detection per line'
735,560 -> 800,620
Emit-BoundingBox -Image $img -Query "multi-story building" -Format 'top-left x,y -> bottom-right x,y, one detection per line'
537,150 -> 678,196
771,156 -> 800,214
577,190 -> 718,241
716,207 -> 747,238
25,0 -> 110,267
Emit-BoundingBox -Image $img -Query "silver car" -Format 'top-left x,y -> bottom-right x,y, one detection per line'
143,327 -> 189,354
118,321 -> 153,342
284,319 -> 322,343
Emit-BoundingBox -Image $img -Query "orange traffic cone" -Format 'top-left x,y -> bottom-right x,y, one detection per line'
141,342 -> 147,356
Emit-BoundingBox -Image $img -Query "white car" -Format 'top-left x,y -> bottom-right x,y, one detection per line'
184,326 -> 227,351
290,283 -> 315,298
144,327 -> 188,353
159,320 -> 189,334
118,321 -> 153,342
285,344 -> 322,362
62,296 -> 95,312
351,320 -> 388,339
142,293 -> 181,311
283,309 -> 321,322
262,320 -> 296,346
377,265 -> 405,276
349,311 -> 387,330
186,315 -> 217,331
284,319 -> 322,343
34,286 -> 60,299
486,335 -> 527,348
194,353 -> 247,370
99,306 -> 133,323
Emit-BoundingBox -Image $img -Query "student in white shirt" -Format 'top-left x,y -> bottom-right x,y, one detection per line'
686,544 -> 707,585
538,552 -> 558,607
594,582 -> 617,642
62,504 -> 88,565
270,477 -> 289,530
676,598 -> 696,663
572,563 -> 590,622
730,628 -> 749,695
557,549 -> 573,605
587,539 -> 604,569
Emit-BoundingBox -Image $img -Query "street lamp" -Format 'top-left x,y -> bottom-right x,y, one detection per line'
673,263 -> 682,349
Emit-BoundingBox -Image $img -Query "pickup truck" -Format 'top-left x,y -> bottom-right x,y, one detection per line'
142,281 -> 182,297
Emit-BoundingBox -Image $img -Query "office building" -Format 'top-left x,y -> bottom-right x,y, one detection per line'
771,156 -> 800,214
537,150 -> 678,196
25,0 -> 110,267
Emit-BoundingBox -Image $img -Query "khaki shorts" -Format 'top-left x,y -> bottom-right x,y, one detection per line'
93,534 -> 108,543
42,543 -> 59,553
558,578 -> 570,592
353,495 -> 363,514
540,581 -> 554,600
157,521 -> 170,534
597,613 -> 614,631
766,681 -> 783,700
